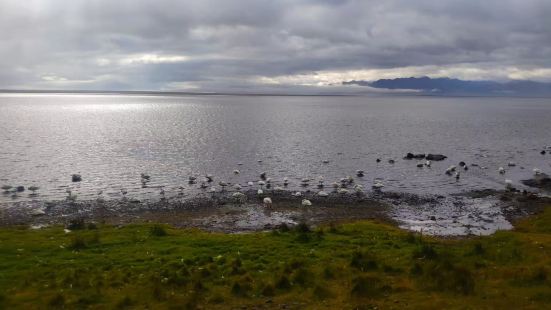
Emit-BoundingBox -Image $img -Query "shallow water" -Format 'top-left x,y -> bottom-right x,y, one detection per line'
1,93 -> 550,204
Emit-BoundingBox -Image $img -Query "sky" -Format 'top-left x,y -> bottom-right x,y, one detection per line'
1,0 -> 550,93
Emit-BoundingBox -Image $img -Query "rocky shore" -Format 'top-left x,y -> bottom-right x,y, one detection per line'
2,187 -> 550,236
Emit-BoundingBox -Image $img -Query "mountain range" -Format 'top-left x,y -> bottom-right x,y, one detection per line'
343,77 -> 551,96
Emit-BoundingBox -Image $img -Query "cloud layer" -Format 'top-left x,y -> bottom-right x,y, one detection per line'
1,0 -> 550,92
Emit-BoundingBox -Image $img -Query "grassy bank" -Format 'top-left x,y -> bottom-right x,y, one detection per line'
1,207 -> 550,309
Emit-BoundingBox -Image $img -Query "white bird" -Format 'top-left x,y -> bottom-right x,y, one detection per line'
209,187 -> 216,193
455,171 -> 460,180
258,181 -> 266,188
498,167 -> 506,174
301,199 -> 312,206
533,168 -> 542,175
233,169 -> 240,175
317,177 -> 324,188
263,197 -> 272,207
445,165 -> 457,175
372,181 -> 384,191
293,191 -> 302,197
425,160 -> 431,167
247,181 -> 254,186
337,188 -> 349,195
505,179 -> 514,190
234,184 -> 242,191
274,186 -> 284,191
232,192 -> 246,202
354,184 -> 364,193
331,182 -> 339,189
283,177 -> 289,186
266,178 -> 272,183
257,189 -> 264,195
317,191 -> 329,197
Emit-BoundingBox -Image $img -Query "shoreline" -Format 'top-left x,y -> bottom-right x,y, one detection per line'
2,188 -> 550,236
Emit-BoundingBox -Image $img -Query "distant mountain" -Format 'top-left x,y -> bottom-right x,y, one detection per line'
343,77 -> 551,96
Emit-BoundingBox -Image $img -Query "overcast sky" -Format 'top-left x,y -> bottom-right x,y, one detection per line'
1,0 -> 550,93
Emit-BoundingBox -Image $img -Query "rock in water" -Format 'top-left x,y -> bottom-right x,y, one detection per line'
404,153 -> 425,159
521,173 -> 551,190
426,154 -> 447,161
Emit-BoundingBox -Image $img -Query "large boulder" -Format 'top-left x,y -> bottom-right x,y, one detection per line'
426,154 -> 447,161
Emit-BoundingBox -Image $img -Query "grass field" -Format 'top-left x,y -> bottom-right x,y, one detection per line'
1,206 -> 550,309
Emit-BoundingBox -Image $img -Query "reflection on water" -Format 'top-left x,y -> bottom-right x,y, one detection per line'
0,93 -> 550,203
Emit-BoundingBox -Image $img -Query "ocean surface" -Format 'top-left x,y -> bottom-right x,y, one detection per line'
1,93 -> 550,203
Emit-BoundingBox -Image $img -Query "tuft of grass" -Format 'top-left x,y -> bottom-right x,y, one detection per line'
291,267 -> 314,287
350,250 -> 378,271
471,242 -> 485,256
115,296 -> 133,309
69,235 -> 87,250
412,242 -> 438,260
260,283 -> 275,296
231,276 -> 253,297
350,275 -> 385,298
418,259 -> 475,295
149,224 -> 168,237
68,231 -> 100,250
313,284 -> 333,300
67,218 -> 86,230
47,293 -> 65,308
275,275 -> 291,291
295,222 -> 311,233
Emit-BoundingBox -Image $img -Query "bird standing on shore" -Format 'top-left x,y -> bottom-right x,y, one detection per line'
372,181 -> 384,192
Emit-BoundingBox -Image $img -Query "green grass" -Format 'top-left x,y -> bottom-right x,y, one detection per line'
1,207 -> 551,309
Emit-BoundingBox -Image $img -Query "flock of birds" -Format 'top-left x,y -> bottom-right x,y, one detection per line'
2,147 -> 549,204
138,168 -> 387,208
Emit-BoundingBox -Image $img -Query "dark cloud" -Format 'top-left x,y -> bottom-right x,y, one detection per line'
0,0 -> 550,92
